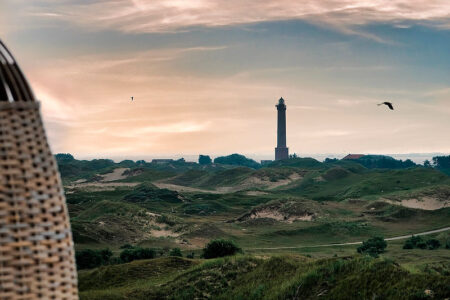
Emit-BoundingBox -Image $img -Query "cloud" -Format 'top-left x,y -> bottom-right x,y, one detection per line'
20,0 -> 450,35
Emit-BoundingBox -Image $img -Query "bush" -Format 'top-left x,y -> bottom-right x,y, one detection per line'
75,248 -> 112,270
357,237 -> 387,257
120,247 -> 156,263
186,252 -> 195,259
426,239 -> 441,250
199,155 -> 212,165
120,244 -> 134,249
169,248 -> 182,257
403,240 -> 414,249
213,154 -> 260,169
403,236 -> 442,250
202,239 -> 242,259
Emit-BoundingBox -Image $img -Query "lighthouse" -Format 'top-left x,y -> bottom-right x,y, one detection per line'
275,97 -> 289,160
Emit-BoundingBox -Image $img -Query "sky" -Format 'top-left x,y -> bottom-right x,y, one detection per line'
1,0 -> 449,161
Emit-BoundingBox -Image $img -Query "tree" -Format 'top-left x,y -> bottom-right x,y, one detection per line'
423,160 -> 432,168
289,153 -> 298,158
357,237 -> 387,257
198,155 -> 212,165
169,248 -> 182,257
120,247 -> 156,263
75,248 -> 112,270
202,239 -> 242,259
426,239 -> 441,250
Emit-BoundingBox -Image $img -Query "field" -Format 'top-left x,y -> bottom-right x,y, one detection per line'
57,154 -> 450,299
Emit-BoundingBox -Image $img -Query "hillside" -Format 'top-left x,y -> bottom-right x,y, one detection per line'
78,255 -> 450,299
57,154 -> 450,298
60,154 -> 450,249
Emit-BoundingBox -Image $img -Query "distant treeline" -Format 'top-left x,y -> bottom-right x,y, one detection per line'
55,153 -> 450,179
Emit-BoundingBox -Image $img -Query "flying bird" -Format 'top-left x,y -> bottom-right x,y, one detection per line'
131,96 -> 134,101
378,101 -> 394,110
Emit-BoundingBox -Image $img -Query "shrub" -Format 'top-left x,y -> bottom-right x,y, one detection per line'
202,239 -> 242,259
403,240 -> 414,249
199,155 -> 212,165
186,252 -> 195,259
357,237 -> 387,257
169,248 -> 182,257
75,248 -> 112,270
426,239 -> 441,250
120,247 -> 156,263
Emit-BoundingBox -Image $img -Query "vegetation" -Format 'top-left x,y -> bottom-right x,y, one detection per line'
202,239 -> 242,259
356,155 -> 417,169
169,248 -> 183,257
56,154 -> 450,298
123,183 -> 181,203
78,255 -> 450,299
357,237 -> 387,257
120,247 -> 156,263
214,153 -> 261,169
198,155 -> 212,165
76,249 -> 113,270
403,236 -> 442,250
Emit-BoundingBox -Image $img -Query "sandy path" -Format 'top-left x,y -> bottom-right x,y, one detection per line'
153,182 -> 224,194
247,226 -> 450,250
382,197 -> 449,210
100,168 -> 129,182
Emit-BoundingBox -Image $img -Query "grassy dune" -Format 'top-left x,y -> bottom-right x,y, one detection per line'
78,254 -> 450,300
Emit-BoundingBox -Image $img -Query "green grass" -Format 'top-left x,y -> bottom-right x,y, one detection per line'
78,254 -> 450,300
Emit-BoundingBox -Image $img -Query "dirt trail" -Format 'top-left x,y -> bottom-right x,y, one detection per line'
153,182 -> 224,194
382,197 -> 449,210
247,226 -> 450,250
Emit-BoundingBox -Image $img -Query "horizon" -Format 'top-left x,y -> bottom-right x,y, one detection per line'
66,152 -> 447,165
2,1 -> 450,157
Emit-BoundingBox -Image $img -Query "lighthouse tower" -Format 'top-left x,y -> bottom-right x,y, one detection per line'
275,97 -> 289,160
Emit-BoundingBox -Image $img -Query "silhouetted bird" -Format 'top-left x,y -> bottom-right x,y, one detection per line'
378,101 -> 394,110
131,96 -> 134,101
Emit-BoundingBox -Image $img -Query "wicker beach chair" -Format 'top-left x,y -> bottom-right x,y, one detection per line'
0,40 -> 78,299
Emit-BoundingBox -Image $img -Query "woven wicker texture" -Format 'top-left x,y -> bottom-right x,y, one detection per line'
0,102 -> 78,299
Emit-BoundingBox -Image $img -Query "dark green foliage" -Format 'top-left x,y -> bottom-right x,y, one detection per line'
123,183 -> 180,203
357,237 -> 387,257
426,239 -> 441,250
202,239 -> 242,259
403,236 -> 440,250
55,153 -> 75,161
186,252 -> 195,259
120,247 -> 156,263
198,155 -> 212,165
356,155 -> 417,169
214,154 -> 260,169
433,155 -> 450,175
55,153 -> 116,179
432,155 -> 450,169
169,248 -> 182,257
268,157 -> 323,169
120,244 -> 134,249
75,248 -> 112,270
446,240 -> 450,249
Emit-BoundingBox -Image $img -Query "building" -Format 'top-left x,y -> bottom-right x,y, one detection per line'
343,154 -> 365,160
0,40 -> 78,298
275,97 -> 289,160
